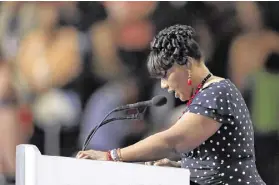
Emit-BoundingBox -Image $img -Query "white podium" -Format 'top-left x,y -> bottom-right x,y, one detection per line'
16,144 -> 190,185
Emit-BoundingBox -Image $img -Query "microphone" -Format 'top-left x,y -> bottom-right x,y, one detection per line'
115,95 -> 167,111
82,115 -> 140,150
81,95 -> 167,150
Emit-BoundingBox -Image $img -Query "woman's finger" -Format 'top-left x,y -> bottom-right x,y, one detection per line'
145,161 -> 154,166
77,152 -> 86,159
154,159 -> 171,166
76,151 -> 81,158
80,155 -> 90,159
154,161 -> 165,166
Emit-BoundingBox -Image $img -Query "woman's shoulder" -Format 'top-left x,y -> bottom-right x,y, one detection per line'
191,79 -> 237,115
198,79 -> 234,98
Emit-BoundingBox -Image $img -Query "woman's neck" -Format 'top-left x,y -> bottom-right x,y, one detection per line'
191,64 -> 211,89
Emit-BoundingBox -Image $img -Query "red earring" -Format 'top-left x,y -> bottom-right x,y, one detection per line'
187,71 -> 192,85
187,78 -> 192,86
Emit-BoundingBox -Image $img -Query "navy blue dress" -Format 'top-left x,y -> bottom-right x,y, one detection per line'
181,79 -> 266,185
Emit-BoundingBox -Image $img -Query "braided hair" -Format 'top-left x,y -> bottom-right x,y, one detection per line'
147,24 -> 202,78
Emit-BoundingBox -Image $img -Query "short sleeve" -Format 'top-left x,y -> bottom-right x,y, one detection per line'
187,84 -> 235,124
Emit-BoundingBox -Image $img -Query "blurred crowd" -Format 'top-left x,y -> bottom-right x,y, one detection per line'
0,1 -> 279,185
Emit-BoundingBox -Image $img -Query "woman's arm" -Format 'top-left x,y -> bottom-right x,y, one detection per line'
77,112 -> 221,162
120,112 -> 221,162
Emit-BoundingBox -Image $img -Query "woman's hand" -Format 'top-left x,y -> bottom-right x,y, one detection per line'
76,150 -> 108,161
145,158 -> 181,168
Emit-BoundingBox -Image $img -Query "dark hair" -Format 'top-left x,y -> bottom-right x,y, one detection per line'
147,24 -> 202,78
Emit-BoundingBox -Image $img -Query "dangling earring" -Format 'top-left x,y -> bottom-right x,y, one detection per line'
187,71 -> 192,86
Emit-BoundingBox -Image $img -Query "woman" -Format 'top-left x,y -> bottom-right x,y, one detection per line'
76,25 -> 266,185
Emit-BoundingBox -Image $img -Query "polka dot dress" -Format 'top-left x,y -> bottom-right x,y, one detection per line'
180,79 -> 266,185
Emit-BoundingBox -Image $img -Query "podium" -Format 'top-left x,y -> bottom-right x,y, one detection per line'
16,144 -> 190,185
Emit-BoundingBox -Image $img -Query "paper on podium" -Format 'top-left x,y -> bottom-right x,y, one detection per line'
16,144 -> 190,185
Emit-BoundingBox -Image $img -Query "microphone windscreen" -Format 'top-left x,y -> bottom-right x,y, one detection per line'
152,95 -> 167,107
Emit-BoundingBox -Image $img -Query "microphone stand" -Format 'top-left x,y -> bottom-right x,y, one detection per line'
82,107 -> 146,151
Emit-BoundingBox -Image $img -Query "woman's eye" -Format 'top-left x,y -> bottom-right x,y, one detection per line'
162,71 -> 168,79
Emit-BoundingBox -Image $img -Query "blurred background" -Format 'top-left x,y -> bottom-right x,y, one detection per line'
0,1 -> 279,185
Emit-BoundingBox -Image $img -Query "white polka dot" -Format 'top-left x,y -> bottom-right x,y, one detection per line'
228,143 -> 231,146
242,171 -> 246,175
222,137 -> 226,140
224,126 -> 227,130
216,142 -> 220,145
229,132 -> 232,135
238,179 -> 242,182
212,148 -> 215,151
227,165 -> 230,168
229,176 -> 233,179
235,168 -> 238,172
222,148 -> 225,151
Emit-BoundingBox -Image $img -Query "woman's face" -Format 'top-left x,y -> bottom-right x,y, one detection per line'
160,63 -> 191,102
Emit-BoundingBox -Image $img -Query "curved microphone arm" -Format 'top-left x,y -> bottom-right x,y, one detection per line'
82,114 -> 142,151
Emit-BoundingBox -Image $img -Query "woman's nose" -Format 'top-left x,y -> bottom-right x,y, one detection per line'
161,79 -> 168,89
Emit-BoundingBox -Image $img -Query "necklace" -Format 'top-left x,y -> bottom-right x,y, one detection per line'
178,73 -> 212,120
186,73 -> 212,106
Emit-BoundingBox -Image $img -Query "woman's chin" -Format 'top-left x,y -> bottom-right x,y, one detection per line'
176,94 -> 187,102
177,93 -> 191,102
